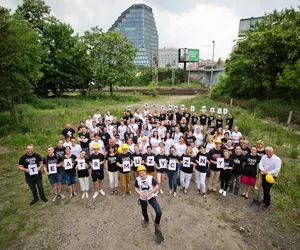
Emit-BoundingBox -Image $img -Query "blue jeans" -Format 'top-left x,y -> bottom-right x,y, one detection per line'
167,171 -> 178,192
64,171 -> 76,186
140,197 -> 162,225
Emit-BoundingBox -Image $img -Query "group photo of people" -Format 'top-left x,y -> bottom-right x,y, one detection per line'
18,104 -> 281,214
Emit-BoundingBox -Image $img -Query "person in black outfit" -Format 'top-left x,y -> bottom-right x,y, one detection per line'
18,144 -> 47,204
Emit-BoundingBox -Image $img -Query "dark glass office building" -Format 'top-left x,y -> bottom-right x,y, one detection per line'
110,4 -> 159,67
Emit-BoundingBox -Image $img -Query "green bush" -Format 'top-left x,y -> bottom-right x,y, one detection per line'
290,145 -> 299,159
247,98 -> 259,112
148,81 -> 159,97
253,107 -> 265,119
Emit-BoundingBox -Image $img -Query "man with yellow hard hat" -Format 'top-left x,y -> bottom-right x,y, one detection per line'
259,146 -> 281,210
116,143 -> 133,200
134,165 -> 162,231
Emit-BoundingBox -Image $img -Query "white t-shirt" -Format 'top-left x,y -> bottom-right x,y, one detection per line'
85,119 -> 94,131
150,137 -> 161,155
193,132 -> 203,148
63,141 -> 72,148
106,125 -> 114,137
231,131 -> 242,143
71,144 -> 82,158
136,175 -> 155,201
139,142 -> 149,154
165,138 -> 175,155
173,132 -> 183,144
105,115 -> 113,122
91,127 -> 100,135
128,144 -> 135,154
205,142 -> 215,153
174,143 -> 187,157
157,127 -> 167,139
118,125 -> 127,141
129,123 -> 139,136
93,113 -> 101,123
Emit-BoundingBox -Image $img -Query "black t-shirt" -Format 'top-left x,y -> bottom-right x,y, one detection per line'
167,154 -> 180,172
243,154 -> 261,178
106,153 -> 118,172
61,128 -> 75,138
191,116 -> 198,125
216,119 -> 223,128
167,112 -> 173,121
160,113 -> 166,121
170,125 -> 177,135
96,122 -> 106,131
226,117 -> 233,130
195,152 -> 210,173
116,152 -> 132,174
75,158 -> 89,178
200,115 -> 207,126
89,153 -> 105,171
54,147 -> 65,160
142,153 -> 156,173
180,155 -> 195,174
208,148 -> 224,171
207,116 -> 215,126
100,132 -> 111,146
209,126 -> 217,135
221,138 -> 228,148
186,136 -> 196,146
225,147 -> 235,155
132,152 -> 143,171
155,154 -> 168,170
231,153 -> 246,175
256,149 -> 266,158
223,157 -> 234,174
176,113 -> 182,124
179,123 -> 187,134
78,132 -> 90,148
62,154 -> 77,173
19,153 -> 43,179
241,147 -> 251,156
183,112 -> 191,123
43,154 -> 62,175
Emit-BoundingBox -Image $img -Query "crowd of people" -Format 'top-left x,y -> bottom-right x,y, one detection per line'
18,105 -> 281,214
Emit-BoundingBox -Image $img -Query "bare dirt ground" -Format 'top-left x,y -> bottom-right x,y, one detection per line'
10,95 -> 300,250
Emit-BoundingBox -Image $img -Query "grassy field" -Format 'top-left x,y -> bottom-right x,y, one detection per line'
0,93 -> 299,248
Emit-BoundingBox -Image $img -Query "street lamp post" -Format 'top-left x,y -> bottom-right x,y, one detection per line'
188,60 -> 191,86
210,40 -> 215,86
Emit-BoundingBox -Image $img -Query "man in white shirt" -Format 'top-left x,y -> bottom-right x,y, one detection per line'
231,126 -> 242,145
89,134 -> 105,155
106,120 -> 114,138
93,110 -> 101,124
259,147 -> 281,209
128,118 -> 139,137
223,124 -> 232,137
85,115 -> 94,131
70,138 -> 82,158
118,120 -> 127,142
105,111 -> 113,122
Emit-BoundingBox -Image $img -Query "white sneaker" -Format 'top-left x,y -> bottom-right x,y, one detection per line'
159,189 -> 164,194
82,192 -> 85,199
99,189 -> 105,195
73,191 -> 77,196
52,195 -> 57,202
223,191 -> 227,197
59,193 -> 65,199
128,191 -> 133,196
219,189 -> 224,194
93,192 -> 99,199
85,192 -> 89,198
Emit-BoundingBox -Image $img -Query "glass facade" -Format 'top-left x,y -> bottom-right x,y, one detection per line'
110,4 -> 159,67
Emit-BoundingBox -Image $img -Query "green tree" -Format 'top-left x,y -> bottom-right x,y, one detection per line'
0,8 -> 43,123
83,27 -> 138,95
213,7 -> 300,100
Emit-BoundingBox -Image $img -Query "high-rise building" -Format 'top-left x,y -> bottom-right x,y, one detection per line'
110,4 -> 159,67
158,47 -> 178,68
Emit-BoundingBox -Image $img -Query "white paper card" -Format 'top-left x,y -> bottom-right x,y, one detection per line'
127,106 -> 131,110
92,159 -> 100,170
217,108 -> 222,114
147,156 -> 155,166
64,158 -> 73,170
198,156 -> 207,166
168,159 -> 177,170
180,104 -> 185,110
48,163 -> 57,174
174,106 -> 178,111
183,157 -> 191,167
223,108 -> 228,115
161,105 -> 165,111
168,105 -> 172,110
77,159 -> 86,170
144,103 -> 149,108
191,106 -> 195,112
122,160 -> 130,172
210,107 -> 215,113
28,164 -> 38,176
202,106 -> 206,111
133,156 -> 142,167
159,159 -> 167,169
217,158 -> 224,169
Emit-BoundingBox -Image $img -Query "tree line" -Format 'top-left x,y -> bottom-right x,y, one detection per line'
212,7 -> 300,102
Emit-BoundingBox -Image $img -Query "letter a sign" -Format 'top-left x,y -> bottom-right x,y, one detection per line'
64,159 -> 73,170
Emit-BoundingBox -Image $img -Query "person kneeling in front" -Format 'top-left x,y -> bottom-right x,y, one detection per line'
135,165 -> 162,231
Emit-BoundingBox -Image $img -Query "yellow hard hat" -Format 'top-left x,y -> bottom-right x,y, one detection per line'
117,147 -> 122,154
92,144 -> 100,149
215,139 -> 222,144
121,143 -> 129,149
137,165 -> 147,172
265,174 -> 275,184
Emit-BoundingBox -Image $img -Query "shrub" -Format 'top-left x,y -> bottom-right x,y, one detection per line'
148,81 -> 159,97
253,107 -> 265,119
290,145 -> 299,159
247,98 -> 259,112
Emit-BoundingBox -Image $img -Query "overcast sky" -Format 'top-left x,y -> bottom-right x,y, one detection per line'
1,0 -> 299,60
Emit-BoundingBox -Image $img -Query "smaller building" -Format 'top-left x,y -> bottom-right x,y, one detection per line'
158,47 -> 178,68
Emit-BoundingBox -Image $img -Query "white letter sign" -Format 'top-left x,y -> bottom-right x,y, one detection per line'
29,164 -> 38,176
217,158 -> 224,169
48,163 -> 57,174
64,159 -> 73,170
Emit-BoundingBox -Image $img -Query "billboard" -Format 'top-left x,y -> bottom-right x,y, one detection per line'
178,48 -> 199,63
238,17 -> 263,37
